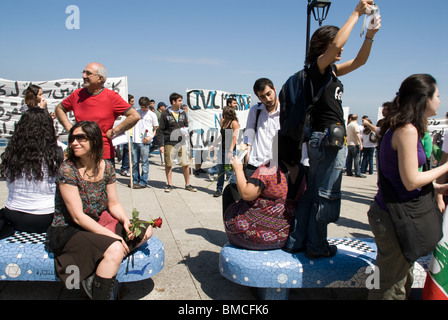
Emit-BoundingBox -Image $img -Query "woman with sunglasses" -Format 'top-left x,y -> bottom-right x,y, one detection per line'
47,121 -> 153,300
0,108 -> 63,238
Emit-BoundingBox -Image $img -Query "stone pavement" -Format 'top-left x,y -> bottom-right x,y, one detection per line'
0,153 -> 378,300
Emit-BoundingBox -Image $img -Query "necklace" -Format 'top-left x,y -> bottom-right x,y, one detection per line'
77,159 -> 97,180
84,169 -> 96,179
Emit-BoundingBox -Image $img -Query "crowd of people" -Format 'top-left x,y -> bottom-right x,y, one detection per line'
0,0 -> 447,301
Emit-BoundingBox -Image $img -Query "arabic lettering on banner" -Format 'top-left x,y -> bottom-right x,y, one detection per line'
185,89 -> 251,153
0,77 -> 128,139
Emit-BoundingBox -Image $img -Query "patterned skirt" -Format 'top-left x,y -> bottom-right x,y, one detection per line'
224,198 -> 295,250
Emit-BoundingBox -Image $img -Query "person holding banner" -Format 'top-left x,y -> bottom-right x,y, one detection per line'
55,62 -> 140,162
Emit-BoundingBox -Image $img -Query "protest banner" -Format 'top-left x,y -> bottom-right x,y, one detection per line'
0,77 -> 128,139
185,89 -> 251,160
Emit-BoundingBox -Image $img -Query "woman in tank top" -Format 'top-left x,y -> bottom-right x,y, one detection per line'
367,74 -> 448,300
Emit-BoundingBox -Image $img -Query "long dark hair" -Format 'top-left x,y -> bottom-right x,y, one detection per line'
380,74 -> 437,142
0,108 -> 61,181
306,25 -> 340,66
67,121 -> 104,175
222,106 -> 238,125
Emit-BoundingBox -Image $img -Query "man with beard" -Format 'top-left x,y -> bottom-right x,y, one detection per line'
243,78 -> 281,178
55,62 -> 140,162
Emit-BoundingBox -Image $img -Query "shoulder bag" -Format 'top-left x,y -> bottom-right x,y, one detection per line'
378,160 -> 443,264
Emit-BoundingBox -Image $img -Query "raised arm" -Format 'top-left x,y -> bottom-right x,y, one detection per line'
317,0 -> 373,75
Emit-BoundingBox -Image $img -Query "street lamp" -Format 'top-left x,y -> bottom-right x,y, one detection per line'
306,0 -> 331,58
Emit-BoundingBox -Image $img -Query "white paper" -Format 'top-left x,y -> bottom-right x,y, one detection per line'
112,133 -> 129,146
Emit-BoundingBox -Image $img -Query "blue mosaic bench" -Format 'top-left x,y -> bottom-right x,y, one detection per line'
0,232 -> 165,283
219,238 -> 431,300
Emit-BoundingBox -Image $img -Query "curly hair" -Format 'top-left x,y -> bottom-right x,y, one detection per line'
0,108 -> 62,182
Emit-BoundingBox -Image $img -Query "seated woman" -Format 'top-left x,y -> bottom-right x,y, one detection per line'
223,133 -> 306,250
0,108 -> 63,238
46,121 -> 153,300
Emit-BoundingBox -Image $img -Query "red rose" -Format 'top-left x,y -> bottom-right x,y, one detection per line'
152,218 -> 163,228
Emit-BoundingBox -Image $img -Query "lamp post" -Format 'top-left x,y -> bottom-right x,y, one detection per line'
306,0 -> 331,58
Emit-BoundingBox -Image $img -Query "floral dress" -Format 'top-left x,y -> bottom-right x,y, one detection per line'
224,161 -> 306,250
47,159 -> 116,252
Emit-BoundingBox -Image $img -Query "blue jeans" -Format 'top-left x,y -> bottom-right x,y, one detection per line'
361,147 -> 375,174
132,143 -> 150,186
285,131 -> 345,254
216,149 -> 236,192
120,143 -> 130,171
345,145 -> 361,176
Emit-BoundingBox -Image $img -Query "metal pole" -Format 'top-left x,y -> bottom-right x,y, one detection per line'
306,0 -> 312,61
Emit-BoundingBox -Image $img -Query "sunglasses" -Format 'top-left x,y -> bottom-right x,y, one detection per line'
69,134 -> 88,143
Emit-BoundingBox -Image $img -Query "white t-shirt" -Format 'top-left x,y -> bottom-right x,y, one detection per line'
133,109 -> 159,144
361,131 -> 377,148
6,166 -> 56,215
346,121 -> 361,146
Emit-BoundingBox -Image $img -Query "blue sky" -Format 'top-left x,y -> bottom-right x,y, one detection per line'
1,0 -> 447,122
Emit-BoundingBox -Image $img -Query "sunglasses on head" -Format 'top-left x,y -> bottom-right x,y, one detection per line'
69,134 -> 88,143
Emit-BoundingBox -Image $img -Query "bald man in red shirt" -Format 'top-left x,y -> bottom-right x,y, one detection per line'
55,62 -> 140,160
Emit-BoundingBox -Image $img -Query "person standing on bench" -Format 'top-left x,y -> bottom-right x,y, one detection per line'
285,0 -> 382,258
46,121 -> 153,300
0,108 -> 63,238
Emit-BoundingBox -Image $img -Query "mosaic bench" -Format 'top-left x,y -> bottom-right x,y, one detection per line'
219,238 -> 431,300
0,232 -> 165,283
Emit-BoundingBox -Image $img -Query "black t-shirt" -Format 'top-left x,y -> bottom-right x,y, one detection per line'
309,61 -> 345,133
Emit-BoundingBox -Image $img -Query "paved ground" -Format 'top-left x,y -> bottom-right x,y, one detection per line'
0,153 -> 379,300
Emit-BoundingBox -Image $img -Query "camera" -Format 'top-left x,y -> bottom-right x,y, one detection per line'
361,4 -> 380,37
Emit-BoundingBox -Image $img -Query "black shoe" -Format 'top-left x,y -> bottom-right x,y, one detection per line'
81,274 -> 94,300
213,190 -> 222,197
92,275 -> 119,300
129,183 -> 144,189
355,174 -> 366,178
305,245 -> 338,259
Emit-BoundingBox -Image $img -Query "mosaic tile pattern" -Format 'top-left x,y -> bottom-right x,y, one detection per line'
0,232 -> 165,282
219,238 -> 431,299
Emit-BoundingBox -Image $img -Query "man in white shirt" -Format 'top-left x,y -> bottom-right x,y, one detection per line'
345,114 -> 365,178
131,97 -> 159,188
243,78 -> 281,178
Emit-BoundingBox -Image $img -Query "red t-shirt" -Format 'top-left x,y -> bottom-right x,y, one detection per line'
62,88 -> 131,159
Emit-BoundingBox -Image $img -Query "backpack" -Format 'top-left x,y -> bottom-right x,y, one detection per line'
278,66 -> 330,146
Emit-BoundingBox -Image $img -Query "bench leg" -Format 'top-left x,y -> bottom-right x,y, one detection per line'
257,288 -> 289,300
